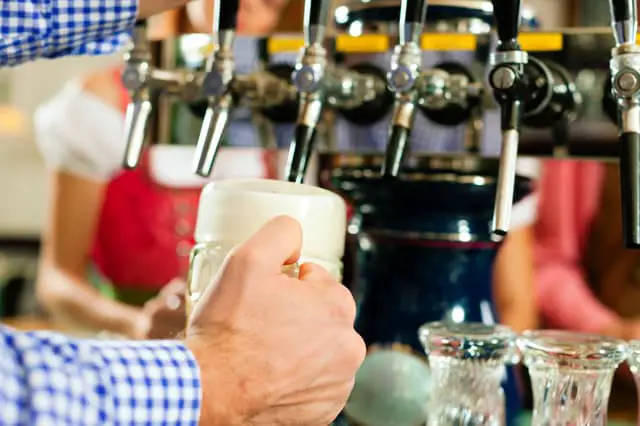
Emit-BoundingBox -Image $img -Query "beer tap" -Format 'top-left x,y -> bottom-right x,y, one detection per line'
121,20 -> 153,169
418,62 -> 483,128
286,0 -> 330,183
608,0 -> 640,248
488,0 -> 528,236
382,0 -> 429,177
192,0 -> 239,177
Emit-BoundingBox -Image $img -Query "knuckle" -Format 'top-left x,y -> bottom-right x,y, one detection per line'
348,332 -> 367,368
331,284 -> 357,322
335,329 -> 367,371
228,245 -> 265,270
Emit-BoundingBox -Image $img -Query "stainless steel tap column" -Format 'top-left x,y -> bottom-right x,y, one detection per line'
192,0 -> 239,177
121,21 -> 153,169
608,0 -> 640,247
382,0 -> 429,177
285,0 -> 330,183
488,0 -> 528,236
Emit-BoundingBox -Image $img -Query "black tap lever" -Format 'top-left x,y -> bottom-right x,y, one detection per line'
608,0 -> 640,247
488,0 -> 528,236
121,20 -> 152,169
610,0 -> 637,45
285,0 -> 330,183
382,0 -> 428,177
192,0 -> 240,177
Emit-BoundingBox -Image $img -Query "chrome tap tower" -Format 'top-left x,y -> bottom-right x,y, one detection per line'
608,0 -> 640,247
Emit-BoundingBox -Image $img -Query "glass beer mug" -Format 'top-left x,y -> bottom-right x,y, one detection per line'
187,178 -> 347,317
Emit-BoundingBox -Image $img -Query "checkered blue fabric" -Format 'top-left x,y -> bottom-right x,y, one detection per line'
0,0 -> 138,67
0,325 -> 201,425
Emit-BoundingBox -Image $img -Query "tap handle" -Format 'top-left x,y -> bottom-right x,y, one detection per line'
304,0 -> 329,28
609,0 -> 637,45
398,0 -> 428,44
215,0 -> 240,32
619,132 -> 640,247
610,0 -> 635,22
285,124 -> 316,183
382,125 -> 410,177
401,0 -> 428,26
122,100 -> 152,169
491,0 -> 522,49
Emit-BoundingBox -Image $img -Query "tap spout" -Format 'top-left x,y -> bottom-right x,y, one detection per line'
382,0 -> 428,177
488,0 -> 527,236
192,0 -> 239,177
285,0 -> 330,183
121,20 -> 152,169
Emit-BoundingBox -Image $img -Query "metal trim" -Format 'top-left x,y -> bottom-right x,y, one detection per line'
357,228 -> 498,244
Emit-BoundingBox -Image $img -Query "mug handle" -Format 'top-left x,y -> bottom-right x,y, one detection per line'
282,263 -> 300,278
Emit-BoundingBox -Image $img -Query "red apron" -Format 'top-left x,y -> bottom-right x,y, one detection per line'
90,69 -> 276,302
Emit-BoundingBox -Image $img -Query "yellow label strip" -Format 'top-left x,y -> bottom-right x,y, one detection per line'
519,33 -> 563,52
335,34 -> 390,53
259,32 -> 564,55
267,37 -> 305,54
421,34 -> 477,51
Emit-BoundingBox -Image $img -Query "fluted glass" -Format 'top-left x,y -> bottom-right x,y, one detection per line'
518,330 -> 627,426
419,322 -> 517,426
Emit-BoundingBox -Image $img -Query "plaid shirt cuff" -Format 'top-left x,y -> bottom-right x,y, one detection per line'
0,326 -> 202,425
0,0 -> 138,67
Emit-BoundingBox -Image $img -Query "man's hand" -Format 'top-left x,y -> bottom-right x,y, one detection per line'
132,279 -> 187,340
186,216 -> 366,425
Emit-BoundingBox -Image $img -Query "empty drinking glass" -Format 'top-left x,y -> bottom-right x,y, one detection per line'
623,340 -> 640,422
419,321 -> 517,426
518,330 -> 627,426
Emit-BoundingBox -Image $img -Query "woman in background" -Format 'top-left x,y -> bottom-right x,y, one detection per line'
535,160 -> 640,338
535,160 -> 640,415
33,0 -> 291,339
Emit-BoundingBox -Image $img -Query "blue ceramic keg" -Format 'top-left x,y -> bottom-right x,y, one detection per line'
324,156 -> 533,426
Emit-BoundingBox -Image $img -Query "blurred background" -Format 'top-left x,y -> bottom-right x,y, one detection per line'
4,0 -> 640,424
0,0 -> 580,321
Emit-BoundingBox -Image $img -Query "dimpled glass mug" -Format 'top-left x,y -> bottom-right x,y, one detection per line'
187,178 -> 347,317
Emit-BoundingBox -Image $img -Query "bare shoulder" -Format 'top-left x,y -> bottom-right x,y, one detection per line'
79,68 -> 123,110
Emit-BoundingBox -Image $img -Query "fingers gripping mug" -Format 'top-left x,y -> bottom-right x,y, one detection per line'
187,178 -> 347,317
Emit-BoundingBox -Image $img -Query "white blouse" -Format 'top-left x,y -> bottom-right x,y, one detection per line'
33,81 -> 269,188
511,157 -> 540,230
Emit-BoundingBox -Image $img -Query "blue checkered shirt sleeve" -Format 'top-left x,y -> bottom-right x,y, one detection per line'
0,325 -> 202,425
0,0 -> 138,67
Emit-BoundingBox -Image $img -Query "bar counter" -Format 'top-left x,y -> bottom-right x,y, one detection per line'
2,316 -> 638,425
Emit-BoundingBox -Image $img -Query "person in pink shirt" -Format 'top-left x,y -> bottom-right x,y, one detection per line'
535,159 -> 640,339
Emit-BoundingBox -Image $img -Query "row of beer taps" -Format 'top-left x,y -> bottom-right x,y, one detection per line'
119,0 -> 640,248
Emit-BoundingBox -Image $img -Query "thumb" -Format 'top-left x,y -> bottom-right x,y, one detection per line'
233,215 -> 303,273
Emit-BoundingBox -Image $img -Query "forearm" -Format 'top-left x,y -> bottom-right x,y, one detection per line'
535,261 -> 620,333
0,325 -> 201,424
38,267 -> 140,337
493,227 -> 538,332
0,0 -> 187,67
